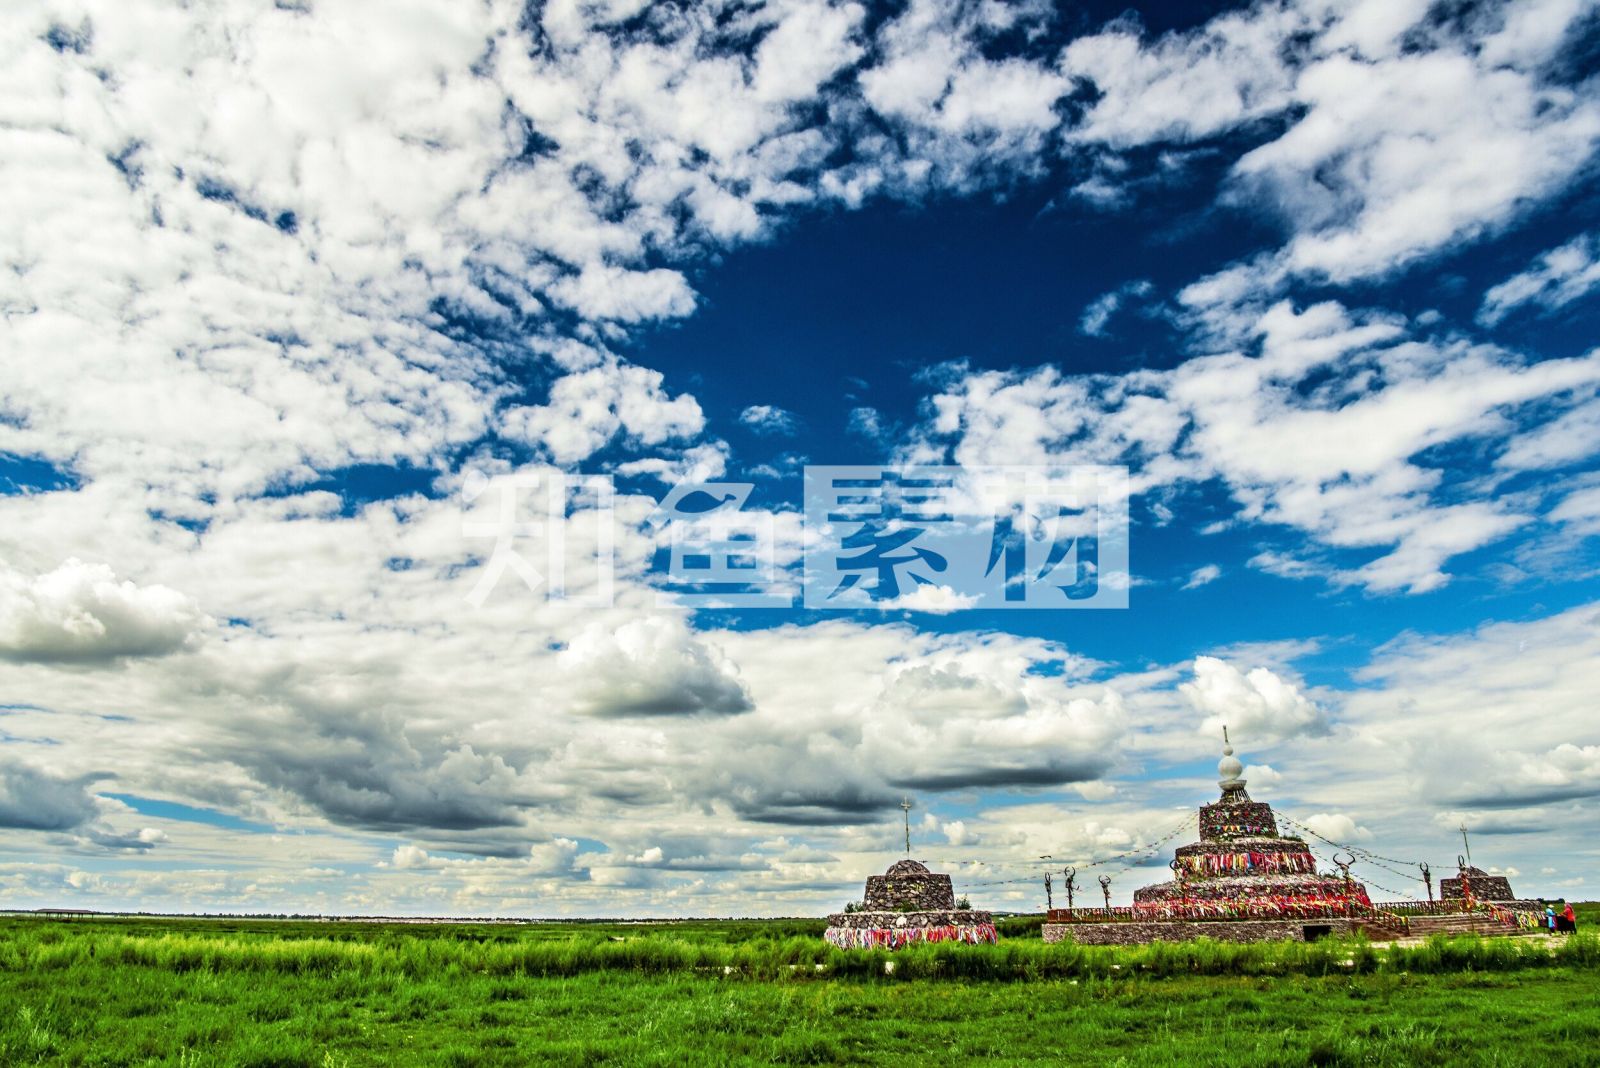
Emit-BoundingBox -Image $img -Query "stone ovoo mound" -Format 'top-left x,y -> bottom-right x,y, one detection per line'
825,859 -> 997,949
1440,866 -> 1517,902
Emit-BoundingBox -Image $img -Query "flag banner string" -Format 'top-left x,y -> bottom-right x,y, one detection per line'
1356,872 -> 1426,901
1033,812 -> 1198,870
1299,843 -> 1432,903
921,812 -> 1197,887
1277,812 -> 1431,873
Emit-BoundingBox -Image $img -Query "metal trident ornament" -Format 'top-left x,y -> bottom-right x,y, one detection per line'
1331,852 -> 1355,900
1099,874 -> 1112,910
1063,866 -> 1077,909
1419,861 -> 1433,903
1044,872 -> 1053,911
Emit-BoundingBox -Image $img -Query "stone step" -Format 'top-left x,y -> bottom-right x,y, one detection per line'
1404,914 -> 1540,937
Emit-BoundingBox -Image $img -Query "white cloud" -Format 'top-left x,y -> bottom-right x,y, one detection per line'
738,404 -> 798,436
876,584 -> 979,614
0,558 -> 208,662
500,361 -> 705,464
1079,279 -> 1153,337
547,264 -> 697,323
909,299 -> 1600,592
1300,812 -> 1373,845
1497,395 -> 1600,472
1066,1 -> 1600,288
1181,655 -> 1325,741
2,0 -> 1598,917
847,406 -> 884,439
559,615 -> 754,717
1235,50 -> 1600,284
859,662 -> 1122,791
1061,5 -> 1306,149
1181,564 -> 1221,590
1550,483 -> 1600,538
1479,233 -> 1600,326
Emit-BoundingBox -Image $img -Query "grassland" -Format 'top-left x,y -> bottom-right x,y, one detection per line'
3,913 -> 1598,1066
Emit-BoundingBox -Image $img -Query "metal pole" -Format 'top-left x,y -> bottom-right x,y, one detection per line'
1420,862 -> 1432,904
1044,873 -> 1053,912
1064,867 -> 1076,909
1460,823 -> 1472,866
1099,874 -> 1112,911
900,797 -> 912,856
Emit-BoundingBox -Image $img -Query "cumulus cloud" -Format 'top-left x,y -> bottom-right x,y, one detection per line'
1233,48 -> 1600,284
876,584 -> 980,614
1181,655 -> 1325,741
499,361 -> 705,464
861,663 -> 1122,790
559,616 -> 754,717
0,559 -> 208,663
0,759 -> 104,832
547,264 -> 697,323
0,759 -> 161,851
1300,812 -> 1373,845
4,0 -> 1599,916
738,404 -> 798,436
906,299 -> 1600,592
1061,4 -> 1305,149
1340,602 -> 1600,814
388,838 -> 578,875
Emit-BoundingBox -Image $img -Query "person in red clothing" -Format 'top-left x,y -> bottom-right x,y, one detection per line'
1558,903 -> 1578,933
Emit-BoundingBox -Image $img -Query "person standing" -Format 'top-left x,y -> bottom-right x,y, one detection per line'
1560,903 -> 1577,933
1546,905 -> 1557,931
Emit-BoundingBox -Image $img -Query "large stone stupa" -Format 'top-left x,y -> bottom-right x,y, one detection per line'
1044,733 -> 1392,945
1129,731 -> 1373,917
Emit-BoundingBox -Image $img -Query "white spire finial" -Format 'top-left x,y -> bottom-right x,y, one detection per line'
1217,726 -> 1245,789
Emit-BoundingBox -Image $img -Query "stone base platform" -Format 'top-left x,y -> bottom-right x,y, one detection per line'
1043,918 -> 1369,945
825,909 -> 996,950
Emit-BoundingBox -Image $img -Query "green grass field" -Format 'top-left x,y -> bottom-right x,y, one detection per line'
3,914 -> 1598,1066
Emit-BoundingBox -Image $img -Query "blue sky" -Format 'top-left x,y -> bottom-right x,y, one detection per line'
2,0 -> 1600,916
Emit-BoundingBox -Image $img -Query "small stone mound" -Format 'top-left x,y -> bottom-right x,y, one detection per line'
825,859 -> 996,950
1440,866 -> 1517,902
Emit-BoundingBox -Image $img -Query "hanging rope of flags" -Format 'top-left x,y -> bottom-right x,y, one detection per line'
956,873 -> 1052,890
921,812 -> 1197,888
1277,812 -> 1431,875
1035,812 -> 1198,870
1292,839 -> 1413,901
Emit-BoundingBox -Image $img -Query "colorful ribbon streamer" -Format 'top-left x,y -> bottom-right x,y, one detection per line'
823,923 -> 999,950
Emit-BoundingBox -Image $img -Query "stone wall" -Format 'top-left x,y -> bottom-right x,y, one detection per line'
1198,800 -> 1279,839
862,872 -> 956,911
827,908 -> 992,929
1042,918 -> 1365,945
